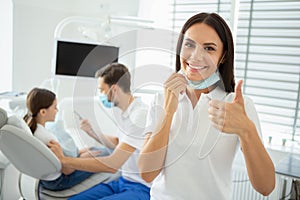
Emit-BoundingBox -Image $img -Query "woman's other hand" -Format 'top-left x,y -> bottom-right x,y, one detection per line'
164,73 -> 187,115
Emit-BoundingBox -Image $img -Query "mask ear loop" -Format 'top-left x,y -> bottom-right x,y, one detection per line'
219,52 -> 226,65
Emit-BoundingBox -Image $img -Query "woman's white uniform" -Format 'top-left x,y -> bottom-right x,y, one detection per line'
146,86 -> 262,200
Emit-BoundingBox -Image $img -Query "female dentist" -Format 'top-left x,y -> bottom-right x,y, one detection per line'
138,12 -> 275,200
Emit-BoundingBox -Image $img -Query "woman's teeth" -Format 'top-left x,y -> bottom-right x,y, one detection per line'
189,65 -> 206,70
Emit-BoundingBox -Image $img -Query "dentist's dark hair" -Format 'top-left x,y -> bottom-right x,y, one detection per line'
176,12 -> 235,92
95,63 -> 131,93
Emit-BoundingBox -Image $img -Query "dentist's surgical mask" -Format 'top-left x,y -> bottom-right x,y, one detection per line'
99,93 -> 113,108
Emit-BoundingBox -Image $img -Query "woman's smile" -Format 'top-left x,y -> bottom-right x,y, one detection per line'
185,60 -> 209,78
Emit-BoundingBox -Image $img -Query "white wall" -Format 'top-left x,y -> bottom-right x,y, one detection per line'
12,0 -> 140,99
138,0 -> 170,28
0,0 -> 13,93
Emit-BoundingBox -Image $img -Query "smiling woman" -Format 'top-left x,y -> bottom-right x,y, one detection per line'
169,0 -> 300,146
178,25 -> 227,93
161,1 -> 300,195
138,12 -> 275,200
179,24 -> 224,82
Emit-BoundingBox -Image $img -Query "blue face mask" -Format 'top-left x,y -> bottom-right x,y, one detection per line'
179,69 -> 220,90
99,94 -> 113,108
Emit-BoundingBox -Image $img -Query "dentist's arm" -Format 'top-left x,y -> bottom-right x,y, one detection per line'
138,73 -> 187,182
208,80 -> 275,196
48,140 -> 135,173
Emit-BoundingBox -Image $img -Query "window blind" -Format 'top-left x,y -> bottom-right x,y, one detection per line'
235,0 -> 300,141
170,0 -> 300,142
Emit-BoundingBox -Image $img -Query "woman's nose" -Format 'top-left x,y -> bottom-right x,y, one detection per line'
191,46 -> 205,61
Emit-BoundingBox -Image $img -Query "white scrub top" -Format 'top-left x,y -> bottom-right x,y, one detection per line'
146,86 -> 262,200
113,97 -> 152,188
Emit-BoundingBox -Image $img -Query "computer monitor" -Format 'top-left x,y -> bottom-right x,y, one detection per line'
53,39 -> 119,78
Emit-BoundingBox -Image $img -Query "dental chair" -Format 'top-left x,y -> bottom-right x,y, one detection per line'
0,107 -> 119,199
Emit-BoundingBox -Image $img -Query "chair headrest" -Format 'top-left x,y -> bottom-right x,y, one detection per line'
0,107 -> 61,180
0,108 -> 8,128
7,115 -> 32,135
0,107 -> 32,135
0,125 -> 62,180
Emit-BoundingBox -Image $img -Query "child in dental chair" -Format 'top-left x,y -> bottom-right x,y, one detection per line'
23,87 -> 110,191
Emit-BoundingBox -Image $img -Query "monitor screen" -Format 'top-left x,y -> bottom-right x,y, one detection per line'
54,40 -> 119,78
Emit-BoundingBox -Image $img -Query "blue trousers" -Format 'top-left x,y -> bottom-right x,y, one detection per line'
69,176 -> 150,200
41,147 -> 111,191
40,170 -> 94,191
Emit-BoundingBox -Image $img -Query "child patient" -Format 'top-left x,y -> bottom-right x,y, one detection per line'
23,88 -> 109,191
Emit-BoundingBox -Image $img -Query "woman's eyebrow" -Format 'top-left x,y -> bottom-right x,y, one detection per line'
203,42 -> 217,47
183,38 -> 196,44
183,38 -> 218,47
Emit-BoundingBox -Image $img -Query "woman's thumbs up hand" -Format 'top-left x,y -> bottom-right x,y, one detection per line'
208,80 -> 252,136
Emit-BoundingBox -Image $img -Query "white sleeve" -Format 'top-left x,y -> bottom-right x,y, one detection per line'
121,105 -> 149,150
144,93 -> 165,136
244,96 -> 263,140
34,127 -> 59,145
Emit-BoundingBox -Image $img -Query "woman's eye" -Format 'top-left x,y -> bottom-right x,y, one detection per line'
204,46 -> 215,51
184,42 -> 195,48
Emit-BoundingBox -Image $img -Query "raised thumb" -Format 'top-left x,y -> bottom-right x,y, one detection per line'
234,80 -> 244,104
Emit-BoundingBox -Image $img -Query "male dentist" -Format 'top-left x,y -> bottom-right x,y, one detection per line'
49,63 -> 151,200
